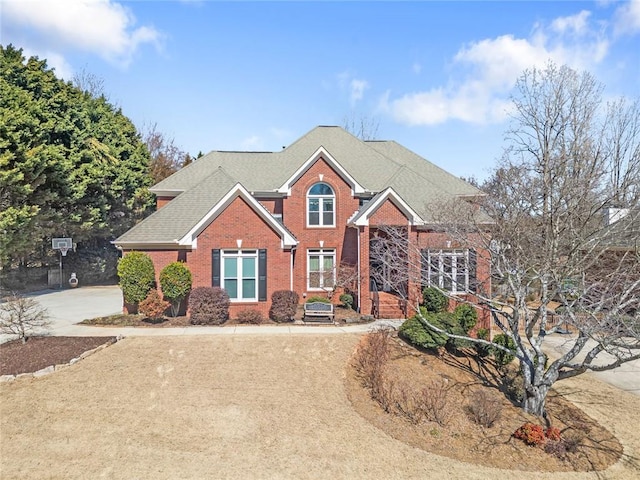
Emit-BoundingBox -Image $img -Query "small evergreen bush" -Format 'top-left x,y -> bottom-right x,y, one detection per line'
188,287 -> 229,325
117,251 -> 156,305
492,333 -> 516,366
339,293 -> 354,309
398,309 -> 448,350
139,289 -> 170,321
422,287 -> 448,313
306,295 -> 331,303
269,290 -> 299,323
453,303 -> 477,332
474,327 -> 491,357
237,308 -> 264,325
159,262 -> 192,317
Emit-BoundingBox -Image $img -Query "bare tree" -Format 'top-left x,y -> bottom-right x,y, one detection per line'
143,123 -> 191,184
0,294 -> 51,343
72,67 -> 106,99
371,63 -> 640,418
342,112 -> 380,140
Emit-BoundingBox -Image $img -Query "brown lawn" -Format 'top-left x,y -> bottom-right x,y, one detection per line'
1,334 -> 639,479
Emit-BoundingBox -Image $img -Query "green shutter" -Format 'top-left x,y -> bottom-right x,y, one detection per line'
468,249 -> 477,293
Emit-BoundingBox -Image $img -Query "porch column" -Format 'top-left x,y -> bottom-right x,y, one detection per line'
359,226 -> 372,316
407,227 -> 421,315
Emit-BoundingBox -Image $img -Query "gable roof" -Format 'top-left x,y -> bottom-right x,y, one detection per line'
115,169 -> 297,248
116,126 -> 483,247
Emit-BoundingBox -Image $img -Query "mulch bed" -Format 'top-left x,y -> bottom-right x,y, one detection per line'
345,333 -> 623,472
80,305 -> 368,327
0,336 -> 117,376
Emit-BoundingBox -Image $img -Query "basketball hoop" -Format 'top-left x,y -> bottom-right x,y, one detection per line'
60,246 -> 69,257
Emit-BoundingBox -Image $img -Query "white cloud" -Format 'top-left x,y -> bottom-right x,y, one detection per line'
2,0 -> 161,67
22,47 -> 74,80
551,10 -> 592,36
385,8 -> 613,126
337,71 -> 369,104
350,79 -> 369,104
613,0 -> 640,35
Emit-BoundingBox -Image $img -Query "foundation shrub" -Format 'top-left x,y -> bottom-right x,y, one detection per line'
514,422 -> 546,446
139,289 -> 170,320
306,295 -> 331,303
159,262 -> 192,317
398,309 -> 448,350
467,389 -> 502,428
269,290 -> 299,323
339,293 -> 353,309
422,287 -> 448,313
189,287 -> 229,325
237,308 -> 264,325
117,251 -> 155,305
474,327 -> 492,357
492,333 -> 516,366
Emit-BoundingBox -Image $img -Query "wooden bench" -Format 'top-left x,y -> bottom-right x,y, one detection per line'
303,302 -> 335,322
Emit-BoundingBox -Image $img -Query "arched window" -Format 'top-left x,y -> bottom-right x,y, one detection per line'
307,182 -> 335,227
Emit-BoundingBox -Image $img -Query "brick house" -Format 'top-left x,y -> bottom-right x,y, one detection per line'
114,126 -> 490,320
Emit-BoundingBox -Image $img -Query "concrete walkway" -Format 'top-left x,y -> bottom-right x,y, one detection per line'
2,285 -> 401,340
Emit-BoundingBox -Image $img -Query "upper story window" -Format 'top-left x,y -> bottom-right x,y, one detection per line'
307,182 -> 335,227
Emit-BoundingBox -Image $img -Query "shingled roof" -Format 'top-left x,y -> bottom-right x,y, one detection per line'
115,126 -> 483,246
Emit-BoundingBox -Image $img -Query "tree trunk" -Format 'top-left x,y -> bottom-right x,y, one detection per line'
522,384 -> 550,418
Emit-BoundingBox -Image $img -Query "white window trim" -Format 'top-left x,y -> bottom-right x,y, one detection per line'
307,248 -> 336,291
426,249 -> 469,294
222,249 -> 258,302
307,183 -> 336,228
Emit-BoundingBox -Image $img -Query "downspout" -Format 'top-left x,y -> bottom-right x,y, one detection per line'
290,246 -> 296,291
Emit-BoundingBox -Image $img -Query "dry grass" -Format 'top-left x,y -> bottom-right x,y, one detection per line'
1,334 -> 639,479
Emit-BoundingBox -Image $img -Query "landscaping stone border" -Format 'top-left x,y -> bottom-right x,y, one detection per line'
0,335 -> 123,383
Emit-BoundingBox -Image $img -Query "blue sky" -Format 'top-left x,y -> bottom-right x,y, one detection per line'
2,1 -> 639,180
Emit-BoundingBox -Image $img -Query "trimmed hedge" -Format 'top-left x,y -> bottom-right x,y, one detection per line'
269,290 -> 299,323
159,262 -> 192,317
422,287 -> 448,313
188,287 -> 229,325
117,251 -> 156,305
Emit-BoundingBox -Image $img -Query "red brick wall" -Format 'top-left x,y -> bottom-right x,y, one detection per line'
156,196 -> 174,209
369,199 -> 409,226
283,158 -> 360,299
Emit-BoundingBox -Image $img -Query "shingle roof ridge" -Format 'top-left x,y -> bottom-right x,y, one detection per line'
372,140 -> 483,196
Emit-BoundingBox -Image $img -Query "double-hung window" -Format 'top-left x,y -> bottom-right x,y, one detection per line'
307,248 -> 335,290
423,249 -> 472,294
222,250 -> 258,301
307,182 -> 335,227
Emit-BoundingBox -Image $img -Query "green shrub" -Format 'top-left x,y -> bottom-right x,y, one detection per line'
188,287 -> 229,325
399,310 -> 448,350
237,308 -> 264,325
269,290 -> 299,323
422,287 -> 448,313
492,333 -> 516,366
306,295 -> 331,303
117,251 -> 156,305
453,304 -> 477,333
474,327 -> 491,357
139,289 -> 170,321
339,293 -> 354,309
159,262 -> 192,317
